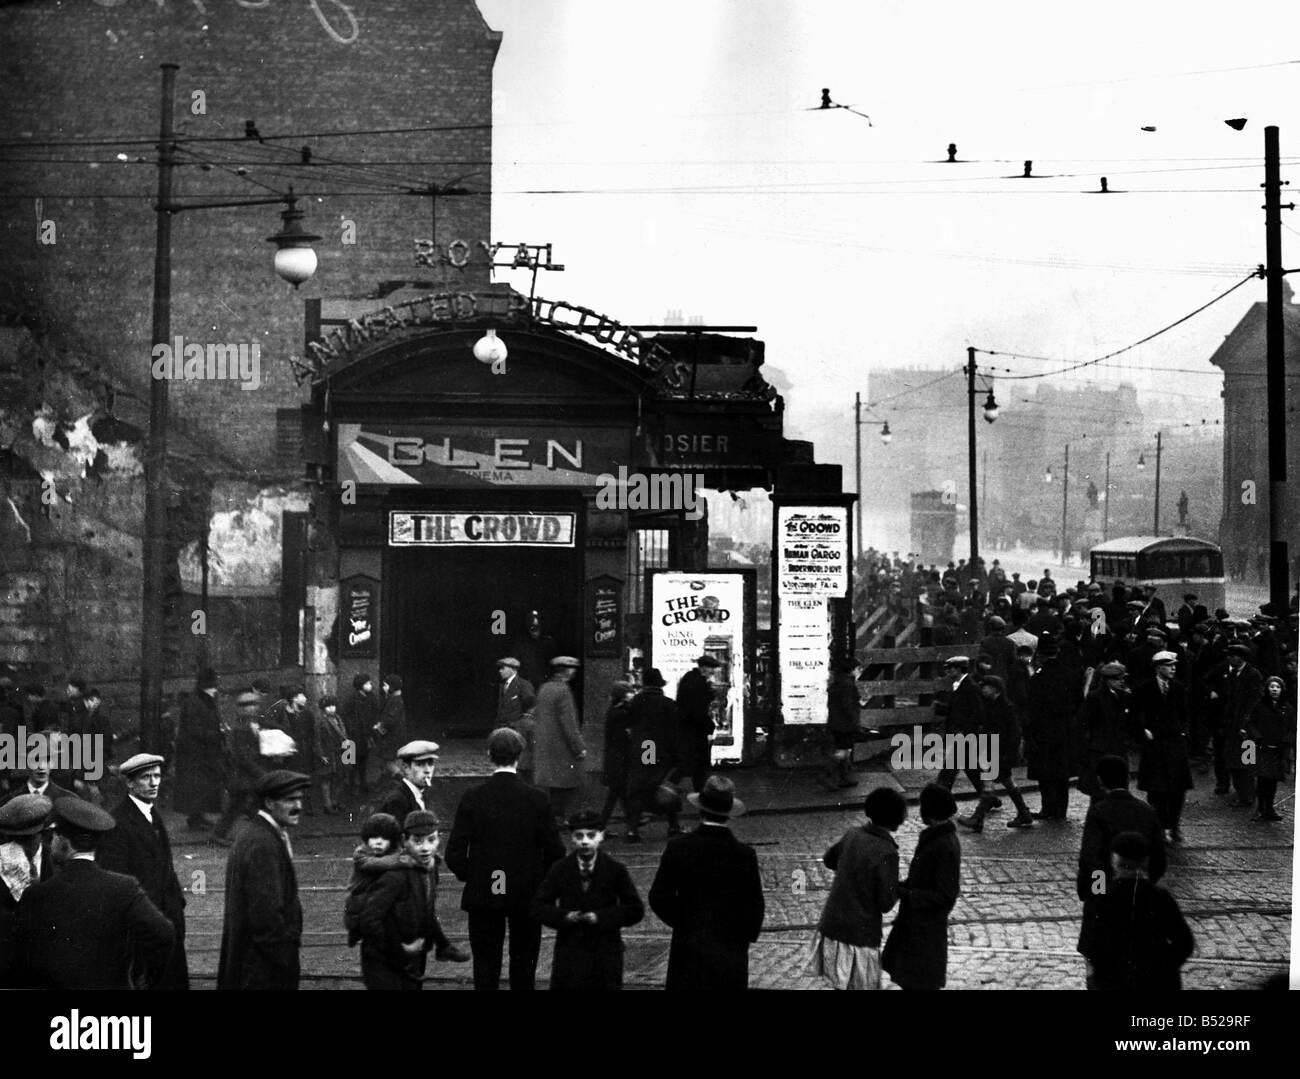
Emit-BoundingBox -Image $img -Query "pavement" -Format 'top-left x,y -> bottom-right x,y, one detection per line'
159,744 -> 1294,990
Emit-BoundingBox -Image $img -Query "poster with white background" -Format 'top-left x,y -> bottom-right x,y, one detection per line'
777,506 -> 848,595
779,594 -> 831,725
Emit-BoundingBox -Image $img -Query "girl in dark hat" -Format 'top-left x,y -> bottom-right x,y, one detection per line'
1248,676 -> 1292,822
882,784 -> 961,989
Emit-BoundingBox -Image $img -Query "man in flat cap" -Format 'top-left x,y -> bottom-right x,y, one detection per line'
0,793 -> 53,985
1131,652 -> 1194,844
675,655 -> 721,796
1077,662 -> 1134,800
495,657 -> 537,785
15,798 -> 174,989
933,657 -> 991,806
217,770 -> 309,990
532,657 -> 587,823
376,742 -> 469,963
446,728 -> 565,990
97,753 -> 189,989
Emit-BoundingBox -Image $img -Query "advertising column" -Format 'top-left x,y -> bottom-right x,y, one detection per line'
774,506 -> 849,731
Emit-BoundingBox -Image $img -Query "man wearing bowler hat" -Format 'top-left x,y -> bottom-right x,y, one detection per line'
675,654 -> 721,795
648,775 -> 765,990
445,727 -> 565,990
97,752 -> 190,989
0,793 -> 54,985
217,769 -> 310,990
15,798 -> 174,989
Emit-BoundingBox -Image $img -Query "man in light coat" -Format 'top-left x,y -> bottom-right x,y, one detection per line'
531,657 -> 587,822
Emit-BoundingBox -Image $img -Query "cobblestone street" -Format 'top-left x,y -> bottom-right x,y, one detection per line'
174,770 -> 1292,990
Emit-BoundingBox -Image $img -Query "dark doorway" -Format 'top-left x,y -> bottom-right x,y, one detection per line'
387,544 -> 582,738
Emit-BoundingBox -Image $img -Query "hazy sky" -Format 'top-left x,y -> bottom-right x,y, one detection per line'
476,0 -> 1296,436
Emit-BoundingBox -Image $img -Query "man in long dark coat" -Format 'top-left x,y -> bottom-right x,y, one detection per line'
934,657 -> 989,803
174,670 -> 224,831
1076,755 -> 1167,988
213,690 -> 266,845
674,655 -> 720,795
97,753 -> 189,989
1210,643 -> 1265,807
1025,635 -> 1084,819
1076,662 -> 1136,799
648,776 -> 764,990
16,799 -> 174,990
445,728 -> 565,990
623,669 -> 682,841
217,770 -> 308,990
342,673 -> 379,795
1131,652 -> 1194,843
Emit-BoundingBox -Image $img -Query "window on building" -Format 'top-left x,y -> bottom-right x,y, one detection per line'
627,528 -> 670,614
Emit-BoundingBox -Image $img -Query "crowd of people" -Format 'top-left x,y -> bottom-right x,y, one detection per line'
0,569 -> 1293,991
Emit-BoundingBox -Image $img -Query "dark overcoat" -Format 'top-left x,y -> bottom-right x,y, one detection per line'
1248,696 -> 1294,781
1025,658 -> 1084,782
174,690 -> 224,815
1131,679 -> 1193,794
675,669 -> 716,731
359,862 -> 441,989
934,675 -> 984,735
16,859 -> 174,989
826,671 -> 860,735
0,834 -> 53,987
624,687 -> 679,801
444,771 -> 565,915
648,825 -> 765,991
1081,878 -> 1194,989
981,693 -> 1022,776
1215,662 -> 1265,773
217,814 -> 302,990
1076,790 -> 1167,953
881,819 -> 961,989
1076,687 -> 1136,797
496,674 -> 536,728
372,694 -> 407,764
602,699 -> 633,791
532,850 -> 644,990
97,797 -> 189,989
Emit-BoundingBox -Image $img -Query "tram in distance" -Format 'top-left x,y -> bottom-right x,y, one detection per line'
1088,535 -> 1226,614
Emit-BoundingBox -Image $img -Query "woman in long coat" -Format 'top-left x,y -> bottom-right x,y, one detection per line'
1248,676 -> 1293,822
531,660 -> 587,821
174,671 -> 224,829
882,784 -> 961,989
313,695 -> 346,814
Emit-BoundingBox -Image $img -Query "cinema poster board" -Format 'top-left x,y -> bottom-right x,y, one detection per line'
647,570 -> 753,765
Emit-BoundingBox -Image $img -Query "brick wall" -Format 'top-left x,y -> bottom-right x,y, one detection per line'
1,0 -> 500,478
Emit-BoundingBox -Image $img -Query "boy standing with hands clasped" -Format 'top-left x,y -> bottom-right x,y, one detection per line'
532,809 -> 644,990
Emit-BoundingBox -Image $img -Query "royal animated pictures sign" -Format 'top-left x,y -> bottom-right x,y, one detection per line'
649,572 -> 746,765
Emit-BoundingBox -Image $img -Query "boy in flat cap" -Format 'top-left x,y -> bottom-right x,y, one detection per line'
15,799 -> 174,989
97,753 -> 189,989
532,809 -> 644,990
217,770 -> 309,990
359,810 -> 450,990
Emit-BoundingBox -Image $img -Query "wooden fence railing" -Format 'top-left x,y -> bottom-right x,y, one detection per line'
857,642 -> 970,732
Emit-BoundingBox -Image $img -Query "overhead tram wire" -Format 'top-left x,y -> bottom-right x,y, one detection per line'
975,271 -> 1260,381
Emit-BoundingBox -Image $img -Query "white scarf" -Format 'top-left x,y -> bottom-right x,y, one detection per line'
0,841 -> 34,901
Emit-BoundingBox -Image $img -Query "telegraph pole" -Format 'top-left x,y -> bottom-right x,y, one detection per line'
854,392 -> 863,559
967,346 -> 979,569
1061,443 -> 1070,565
1103,451 -> 1111,541
141,63 -> 178,755
1264,126 -> 1291,614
